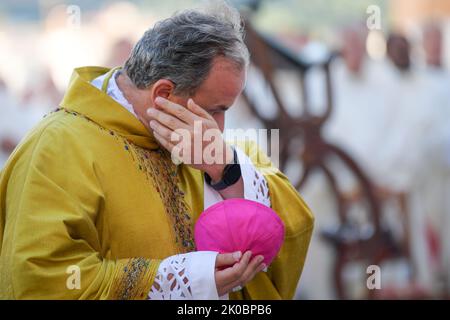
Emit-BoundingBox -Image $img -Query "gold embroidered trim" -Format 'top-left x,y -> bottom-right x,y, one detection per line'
126,145 -> 196,253
110,258 -> 160,300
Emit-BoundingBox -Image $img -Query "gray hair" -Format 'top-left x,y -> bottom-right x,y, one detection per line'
124,1 -> 249,96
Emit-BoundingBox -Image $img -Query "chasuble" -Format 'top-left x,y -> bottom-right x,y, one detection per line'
0,67 -> 314,299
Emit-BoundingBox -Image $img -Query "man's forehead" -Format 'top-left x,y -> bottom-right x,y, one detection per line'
194,59 -> 246,109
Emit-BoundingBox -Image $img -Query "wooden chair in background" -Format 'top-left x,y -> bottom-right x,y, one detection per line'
240,15 -> 422,299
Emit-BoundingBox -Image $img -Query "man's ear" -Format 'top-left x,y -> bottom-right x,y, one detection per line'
150,79 -> 175,106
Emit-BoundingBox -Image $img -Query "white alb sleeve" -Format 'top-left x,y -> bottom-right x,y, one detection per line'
148,251 -> 220,300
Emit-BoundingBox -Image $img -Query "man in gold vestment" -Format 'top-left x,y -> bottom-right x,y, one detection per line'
0,2 -> 314,299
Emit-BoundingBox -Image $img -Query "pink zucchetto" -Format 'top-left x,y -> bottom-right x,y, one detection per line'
194,198 -> 285,266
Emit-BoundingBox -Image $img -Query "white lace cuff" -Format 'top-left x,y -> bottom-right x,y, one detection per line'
187,251 -> 220,299
147,251 -> 220,300
235,146 -> 271,207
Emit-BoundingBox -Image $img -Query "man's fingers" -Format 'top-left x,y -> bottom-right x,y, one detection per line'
149,120 -> 181,142
154,97 -> 199,124
215,251 -> 248,297
216,251 -> 252,285
153,131 -> 175,152
219,256 -> 266,295
147,107 -> 189,131
215,251 -> 242,268
239,255 -> 265,285
187,98 -> 212,119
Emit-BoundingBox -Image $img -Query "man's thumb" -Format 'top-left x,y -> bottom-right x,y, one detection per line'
215,251 -> 242,267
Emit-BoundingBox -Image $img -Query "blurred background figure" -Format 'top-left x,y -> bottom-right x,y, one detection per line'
386,33 -> 411,72
419,21 -> 450,297
105,38 -> 134,67
323,23 -> 387,174
0,78 -> 19,167
423,22 -> 444,69
0,68 -> 61,168
0,0 -> 449,299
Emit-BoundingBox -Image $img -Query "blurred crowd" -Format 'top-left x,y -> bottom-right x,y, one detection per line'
297,21 -> 450,299
0,2 -> 145,167
227,17 -> 450,298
